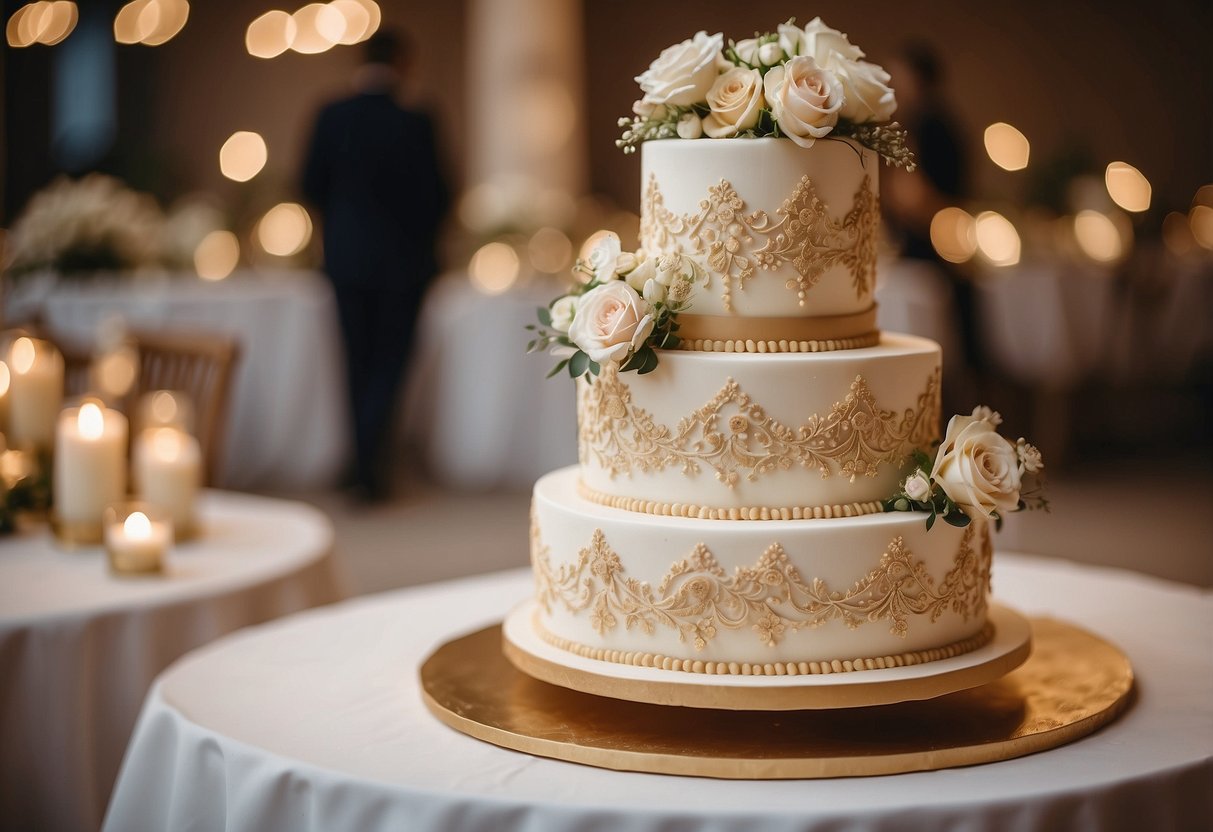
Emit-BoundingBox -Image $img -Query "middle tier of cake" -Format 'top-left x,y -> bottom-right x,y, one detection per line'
577,332 -> 942,519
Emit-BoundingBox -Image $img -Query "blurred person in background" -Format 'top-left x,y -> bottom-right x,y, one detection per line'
303,29 -> 449,502
883,42 -> 984,392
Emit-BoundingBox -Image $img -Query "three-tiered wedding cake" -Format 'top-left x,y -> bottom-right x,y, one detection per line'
517,20 -> 1041,681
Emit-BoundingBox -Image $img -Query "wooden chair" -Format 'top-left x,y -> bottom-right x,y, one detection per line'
127,329 -> 240,486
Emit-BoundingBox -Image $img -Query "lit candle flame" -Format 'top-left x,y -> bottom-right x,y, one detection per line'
0,362 -> 9,397
124,511 -> 152,541
78,402 -> 105,441
11,337 -> 36,375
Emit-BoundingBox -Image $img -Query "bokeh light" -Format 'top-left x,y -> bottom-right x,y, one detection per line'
469,242 -> 521,295
257,203 -> 313,257
983,123 -> 1030,171
0,362 -> 9,398
929,207 -> 977,264
219,131 -> 268,182
1189,205 -> 1213,251
528,227 -> 574,274
290,3 -> 342,54
246,9 -> 296,58
94,346 -> 140,399
974,211 -> 1021,267
1104,162 -> 1151,213
194,230 -> 240,280
7,2 -> 77,47
330,0 -> 367,45
1162,212 -> 1196,258
114,0 -> 188,46
1073,210 -> 1125,263
1190,184 -> 1213,209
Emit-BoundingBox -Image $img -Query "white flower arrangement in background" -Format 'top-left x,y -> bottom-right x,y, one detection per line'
886,406 -> 1049,530
5,174 -> 165,278
618,17 -> 915,169
526,232 -> 706,378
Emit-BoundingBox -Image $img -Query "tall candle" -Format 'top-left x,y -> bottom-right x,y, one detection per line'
8,337 -> 64,449
133,426 -> 200,536
53,402 -> 128,527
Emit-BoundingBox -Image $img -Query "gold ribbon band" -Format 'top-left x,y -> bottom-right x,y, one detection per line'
677,306 -> 879,345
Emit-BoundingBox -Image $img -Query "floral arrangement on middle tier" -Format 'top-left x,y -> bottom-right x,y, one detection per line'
526,232 -> 706,378
617,17 -> 915,169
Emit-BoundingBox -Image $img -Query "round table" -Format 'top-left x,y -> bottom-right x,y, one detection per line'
103,556 -> 1212,832
0,491 -> 346,832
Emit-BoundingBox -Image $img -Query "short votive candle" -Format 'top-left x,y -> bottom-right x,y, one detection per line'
104,503 -> 171,574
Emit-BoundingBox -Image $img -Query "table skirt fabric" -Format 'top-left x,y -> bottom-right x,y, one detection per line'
104,559 -> 1213,832
0,493 -> 346,832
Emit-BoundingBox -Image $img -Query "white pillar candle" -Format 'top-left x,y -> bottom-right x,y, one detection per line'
133,426 -> 200,536
104,509 -> 170,573
8,337 -> 64,450
53,402 -> 129,527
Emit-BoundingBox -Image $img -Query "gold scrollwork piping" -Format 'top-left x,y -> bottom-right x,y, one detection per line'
577,364 -> 941,489
640,173 -> 878,311
531,515 -> 991,653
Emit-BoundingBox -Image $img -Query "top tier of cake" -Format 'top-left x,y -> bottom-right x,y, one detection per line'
640,137 -> 879,348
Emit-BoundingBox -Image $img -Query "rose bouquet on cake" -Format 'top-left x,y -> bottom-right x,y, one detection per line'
617,17 -> 916,169
526,232 -> 707,378
886,406 -> 1049,530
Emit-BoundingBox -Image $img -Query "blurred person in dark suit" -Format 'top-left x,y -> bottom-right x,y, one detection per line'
303,29 -> 449,501
884,42 -> 984,381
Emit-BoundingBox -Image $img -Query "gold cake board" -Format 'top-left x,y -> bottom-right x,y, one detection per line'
420,615 -> 1133,780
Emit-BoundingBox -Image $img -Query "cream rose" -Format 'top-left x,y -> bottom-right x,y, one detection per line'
635,31 -> 724,107
829,58 -> 897,123
703,67 -> 764,138
625,257 -> 658,292
733,37 -> 761,66
567,281 -> 655,364
904,472 -> 931,501
776,20 -> 801,58
763,56 -> 843,148
583,232 -> 622,283
676,111 -> 704,139
798,17 -> 864,63
931,414 -> 1023,518
549,295 -> 577,333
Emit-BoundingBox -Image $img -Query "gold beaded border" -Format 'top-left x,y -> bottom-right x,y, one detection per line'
676,331 -> 881,354
533,615 -> 995,677
577,480 -> 886,521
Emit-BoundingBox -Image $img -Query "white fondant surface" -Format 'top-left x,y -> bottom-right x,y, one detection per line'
641,137 -> 879,318
533,467 -> 989,666
578,333 -> 941,511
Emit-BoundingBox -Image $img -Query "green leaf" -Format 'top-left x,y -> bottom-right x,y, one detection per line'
545,358 -> 570,379
569,351 -> 589,378
944,511 -> 972,528
926,511 -> 936,531
637,347 -> 659,374
537,306 -> 552,327
589,359 -> 601,376
893,498 -> 909,512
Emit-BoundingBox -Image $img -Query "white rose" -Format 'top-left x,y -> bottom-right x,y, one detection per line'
776,20 -> 801,58
763,57 -> 843,148
904,472 -> 931,501
625,257 -> 658,292
614,251 -> 639,275
642,278 -> 666,305
931,414 -> 1023,518
733,37 -> 760,66
549,295 -> 577,333
703,67 -> 764,138
798,17 -> 864,63
758,41 -> 783,66
676,111 -> 704,139
584,232 -> 622,283
828,58 -> 897,123
567,281 -> 656,365
635,31 -> 724,107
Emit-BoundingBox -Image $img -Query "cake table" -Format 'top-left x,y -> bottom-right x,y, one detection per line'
0,492 -> 346,832
102,556 -> 1212,832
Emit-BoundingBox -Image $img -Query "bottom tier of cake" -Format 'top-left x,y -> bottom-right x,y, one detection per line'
530,467 -> 993,675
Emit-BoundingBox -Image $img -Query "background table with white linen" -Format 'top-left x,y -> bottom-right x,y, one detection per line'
104,556 -> 1212,832
7,270 -> 350,491
0,491 -> 346,832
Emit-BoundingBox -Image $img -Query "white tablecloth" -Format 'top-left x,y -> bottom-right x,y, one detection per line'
104,556 -> 1212,832
0,492 -> 346,832
7,271 -> 350,490
406,276 -> 577,489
